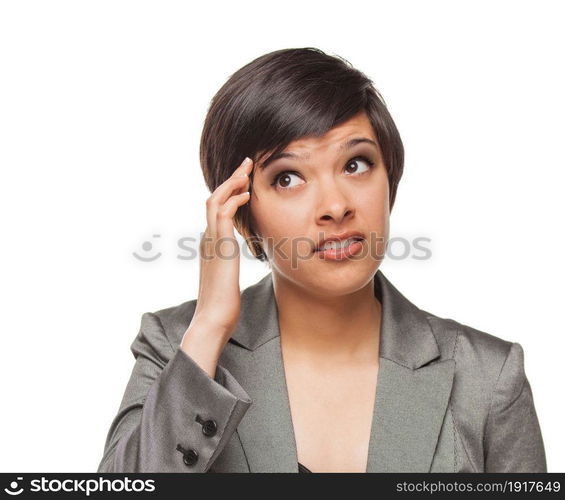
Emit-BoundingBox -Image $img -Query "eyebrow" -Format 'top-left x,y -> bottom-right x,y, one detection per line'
257,137 -> 379,170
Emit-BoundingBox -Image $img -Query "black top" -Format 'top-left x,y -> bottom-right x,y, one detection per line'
298,462 -> 312,473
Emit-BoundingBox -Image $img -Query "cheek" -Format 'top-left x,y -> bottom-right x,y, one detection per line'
356,182 -> 390,257
253,200 -> 300,234
251,198 -> 312,253
358,181 -> 389,221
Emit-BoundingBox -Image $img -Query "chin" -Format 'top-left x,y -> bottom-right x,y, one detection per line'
292,261 -> 378,297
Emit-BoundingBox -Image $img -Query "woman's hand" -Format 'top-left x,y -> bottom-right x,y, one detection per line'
180,157 -> 254,377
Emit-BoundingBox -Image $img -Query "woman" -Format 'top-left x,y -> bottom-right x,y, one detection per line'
97,47 -> 546,473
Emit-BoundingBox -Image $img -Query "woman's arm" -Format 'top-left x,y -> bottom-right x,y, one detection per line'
97,312 -> 252,472
483,342 -> 547,472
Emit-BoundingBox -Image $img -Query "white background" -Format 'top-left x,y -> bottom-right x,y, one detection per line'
1,0 -> 563,472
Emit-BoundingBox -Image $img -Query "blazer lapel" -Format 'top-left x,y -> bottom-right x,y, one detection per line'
366,271 -> 455,472
224,274 -> 298,472
225,269 -> 455,472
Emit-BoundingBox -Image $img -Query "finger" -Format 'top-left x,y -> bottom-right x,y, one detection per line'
206,159 -> 252,232
216,191 -> 250,240
205,178 -> 245,233
212,163 -> 252,205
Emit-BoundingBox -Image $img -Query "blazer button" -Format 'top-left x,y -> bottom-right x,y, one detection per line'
202,419 -> 218,437
182,449 -> 199,467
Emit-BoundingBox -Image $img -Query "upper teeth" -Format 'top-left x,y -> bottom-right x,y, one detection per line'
319,237 -> 360,251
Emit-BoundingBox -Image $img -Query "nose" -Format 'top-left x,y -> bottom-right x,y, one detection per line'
315,178 -> 355,224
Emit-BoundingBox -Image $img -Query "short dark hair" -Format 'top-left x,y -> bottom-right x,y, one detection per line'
200,47 -> 404,262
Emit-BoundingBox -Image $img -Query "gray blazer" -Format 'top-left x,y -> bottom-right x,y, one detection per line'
97,269 -> 547,473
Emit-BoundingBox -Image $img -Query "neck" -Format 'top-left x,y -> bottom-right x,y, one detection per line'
272,273 -> 381,363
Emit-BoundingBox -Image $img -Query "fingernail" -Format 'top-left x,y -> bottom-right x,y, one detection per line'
242,157 -> 251,166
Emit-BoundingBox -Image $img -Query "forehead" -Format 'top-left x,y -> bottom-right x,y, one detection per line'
284,111 -> 377,154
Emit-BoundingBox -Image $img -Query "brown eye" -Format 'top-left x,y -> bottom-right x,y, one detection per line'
278,173 -> 292,188
271,171 -> 302,191
345,157 -> 374,174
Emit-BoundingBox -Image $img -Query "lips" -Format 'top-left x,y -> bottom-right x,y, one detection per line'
314,231 -> 365,252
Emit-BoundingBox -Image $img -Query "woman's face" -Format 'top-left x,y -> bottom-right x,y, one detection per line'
249,110 -> 390,297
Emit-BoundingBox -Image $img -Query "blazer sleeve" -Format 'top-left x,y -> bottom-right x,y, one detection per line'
97,312 -> 252,472
483,342 -> 547,472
